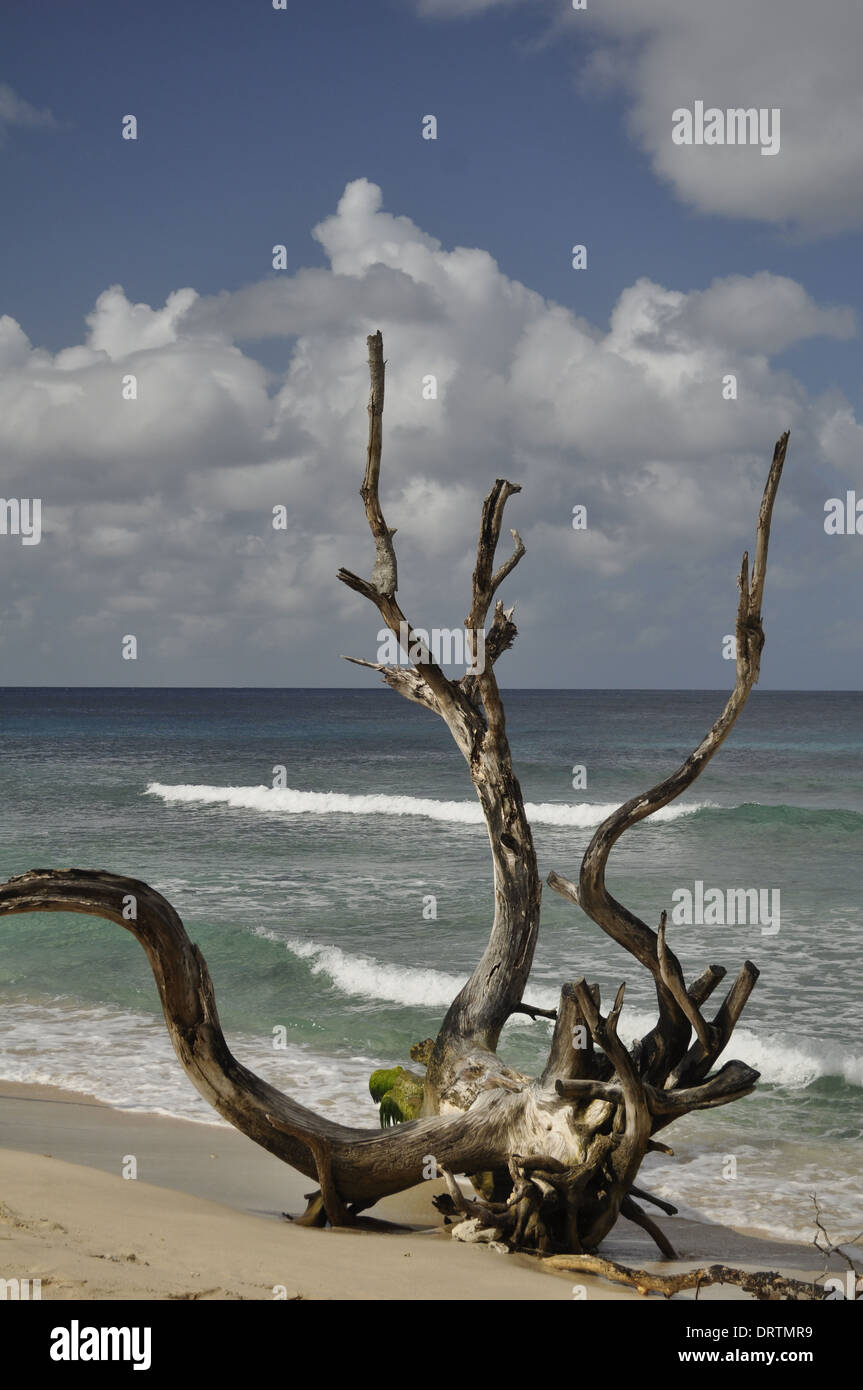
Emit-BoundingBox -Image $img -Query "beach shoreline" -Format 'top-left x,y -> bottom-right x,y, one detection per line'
0,1080 -> 854,1302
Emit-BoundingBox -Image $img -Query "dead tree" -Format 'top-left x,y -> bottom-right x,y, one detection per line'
0,332 -> 790,1255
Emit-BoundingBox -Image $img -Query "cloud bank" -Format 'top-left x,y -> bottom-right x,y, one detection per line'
0,179 -> 858,684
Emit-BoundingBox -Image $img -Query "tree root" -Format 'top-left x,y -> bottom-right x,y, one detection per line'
436,1149 -> 666,1258
620,1195 -> 678,1259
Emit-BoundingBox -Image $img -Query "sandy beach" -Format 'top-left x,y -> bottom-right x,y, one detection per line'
0,1080 -> 853,1302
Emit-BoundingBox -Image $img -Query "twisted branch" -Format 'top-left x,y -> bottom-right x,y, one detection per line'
548,432 -> 788,1089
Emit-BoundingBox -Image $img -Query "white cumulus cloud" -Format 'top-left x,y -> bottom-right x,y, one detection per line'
409,0 -> 863,235
0,179 -> 859,684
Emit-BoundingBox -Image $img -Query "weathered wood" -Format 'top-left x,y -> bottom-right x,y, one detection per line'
549,435 -> 788,997
544,1253 -> 830,1301
360,331 -> 398,598
541,983 -> 592,1085
620,1195 -> 679,1260
340,335 -> 541,1074
0,335 -> 792,1259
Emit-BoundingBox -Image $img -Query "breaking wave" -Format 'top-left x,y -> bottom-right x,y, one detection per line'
146,782 -> 712,828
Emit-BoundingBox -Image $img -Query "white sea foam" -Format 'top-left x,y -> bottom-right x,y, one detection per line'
0,999 -> 378,1127
146,782 -> 713,828
718,1028 -> 863,1091
277,935 -> 470,1008
644,1147 -> 863,1244
2,992 -> 861,1243
272,934 -> 558,1019
273,935 -> 863,1087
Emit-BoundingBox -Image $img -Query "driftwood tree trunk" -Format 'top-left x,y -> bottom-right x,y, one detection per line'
0,333 -> 790,1255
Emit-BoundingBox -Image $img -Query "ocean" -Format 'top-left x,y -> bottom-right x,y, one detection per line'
0,687 -> 860,1245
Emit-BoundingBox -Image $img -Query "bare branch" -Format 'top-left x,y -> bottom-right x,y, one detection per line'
657,911 -> 712,1051
360,329 -> 397,599
646,1060 -> 760,1121
810,1193 -> 863,1288
467,480 -> 525,633
340,656 -> 442,715
337,332 -> 472,729
548,432 -> 789,1091
491,529 -> 525,601
544,1254 -> 829,1301
337,334 -> 541,1061
510,1001 -> 558,1022
554,433 -> 788,974
555,1078 -> 621,1103
459,601 -> 518,715
460,479 -> 526,745
667,959 -> 760,1090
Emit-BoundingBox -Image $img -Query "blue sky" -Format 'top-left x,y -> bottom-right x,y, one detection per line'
1,0 -> 861,685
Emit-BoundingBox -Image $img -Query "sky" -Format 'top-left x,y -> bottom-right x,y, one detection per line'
1,0 -> 862,687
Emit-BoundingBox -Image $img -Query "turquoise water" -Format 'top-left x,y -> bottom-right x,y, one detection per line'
0,687 -> 860,1242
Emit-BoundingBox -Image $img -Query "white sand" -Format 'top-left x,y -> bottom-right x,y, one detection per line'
0,1082 -> 849,1301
